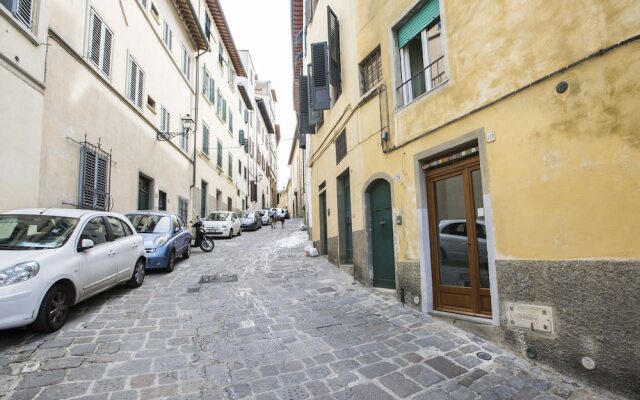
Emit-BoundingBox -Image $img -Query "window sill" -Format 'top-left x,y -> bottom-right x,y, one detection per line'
395,80 -> 449,112
0,6 -> 39,46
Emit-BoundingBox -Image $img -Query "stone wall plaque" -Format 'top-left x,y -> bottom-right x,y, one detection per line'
506,302 -> 553,334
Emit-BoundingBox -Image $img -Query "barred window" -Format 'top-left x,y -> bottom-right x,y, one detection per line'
359,46 -> 382,94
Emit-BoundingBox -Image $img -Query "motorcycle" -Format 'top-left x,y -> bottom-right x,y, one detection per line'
191,216 -> 214,252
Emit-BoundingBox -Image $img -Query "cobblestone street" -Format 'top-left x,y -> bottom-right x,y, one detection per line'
0,220 -> 624,400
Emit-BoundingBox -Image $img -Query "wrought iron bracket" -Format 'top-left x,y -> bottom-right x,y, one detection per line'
156,131 -> 186,141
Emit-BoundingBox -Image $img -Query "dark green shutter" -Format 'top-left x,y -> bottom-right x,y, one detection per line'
298,75 -> 313,134
398,0 -> 440,48
311,42 -> 330,110
327,7 -> 341,94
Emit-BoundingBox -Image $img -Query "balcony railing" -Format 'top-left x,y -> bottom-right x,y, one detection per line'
396,55 -> 447,108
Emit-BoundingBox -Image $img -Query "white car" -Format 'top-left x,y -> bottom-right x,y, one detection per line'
0,209 -> 146,332
258,210 -> 270,225
203,211 -> 241,239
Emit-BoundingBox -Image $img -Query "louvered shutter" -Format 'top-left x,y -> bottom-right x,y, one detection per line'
311,43 -> 330,110
239,130 -> 244,145
15,0 -> 33,28
327,7 -> 341,94
89,14 -> 102,68
298,75 -> 313,134
308,65 -> 324,125
102,28 -> 112,76
95,156 -> 109,209
137,68 -> 144,108
203,67 -> 210,95
80,148 -> 96,209
129,59 -> 137,103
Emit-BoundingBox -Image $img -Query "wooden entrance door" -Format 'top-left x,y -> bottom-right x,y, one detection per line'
426,154 -> 491,317
370,180 -> 396,288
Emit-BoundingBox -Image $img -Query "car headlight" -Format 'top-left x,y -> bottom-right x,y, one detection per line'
153,234 -> 170,247
0,261 -> 40,287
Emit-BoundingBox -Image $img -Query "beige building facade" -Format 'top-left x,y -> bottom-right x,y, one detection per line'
293,0 -> 640,395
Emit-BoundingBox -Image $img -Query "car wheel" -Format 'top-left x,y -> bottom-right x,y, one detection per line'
165,249 -> 176,273
183,244 -> 191,259
126,258 -> 146,288
228,229 -> 233,239
32,284 -> 72,332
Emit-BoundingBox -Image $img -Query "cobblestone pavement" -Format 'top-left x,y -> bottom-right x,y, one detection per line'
0,219 -> 625,400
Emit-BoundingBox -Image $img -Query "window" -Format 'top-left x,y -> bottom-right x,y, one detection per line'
158,190 -> 167,211
204,13 -> 212,42
160,107 -> 170,132
327,6 -> 342,98
202,123 -> 210,156
180,119 -> 189,152
147,96 -> 156,112
228,111 -> 233,133
138,174 -> 152,210
128,57 -> 144,109
216,140 -> 223,168
2,0 -> 33,29
218,43 -> 224,66
106,217 -> 126,241
150,2 -> 160,21
139,0 -> 147,8
79,217 -> 109,247
442,222 -> 466,236
244,167 -> 247,180
203,67 -> 215,103
178,197 -> 188,222
88,10 -> 113,78
335,130 -> 347,164
227,197 -> 232,211
238,160 -> 242,175
201,180 -> 208,218
162,20 -> 173,50
216,90 -> 227,121
181,45 -> 191,80
79,144 -> 110,211
228,152 -> 233,177
360,47 -> 382,94
397,0 -> 447,107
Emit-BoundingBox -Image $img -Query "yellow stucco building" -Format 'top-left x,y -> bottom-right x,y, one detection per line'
292,0 -> 640,395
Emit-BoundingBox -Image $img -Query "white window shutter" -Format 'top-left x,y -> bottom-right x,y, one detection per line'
89,13 -> 102,68
129,59 -> 137,103
15,0 -> 33,28
102,27 -> 112,76
137,69 -> 144,108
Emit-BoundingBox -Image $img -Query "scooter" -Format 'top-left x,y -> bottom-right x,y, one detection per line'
191,216 -> 214,252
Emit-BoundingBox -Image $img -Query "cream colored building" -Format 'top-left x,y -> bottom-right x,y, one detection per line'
293,0 -> 640,395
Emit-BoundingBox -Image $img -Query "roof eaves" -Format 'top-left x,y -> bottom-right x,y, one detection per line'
172,0 -> 209,51
205,0 -> 247,77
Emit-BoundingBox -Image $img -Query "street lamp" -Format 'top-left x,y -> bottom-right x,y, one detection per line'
157,114 -> 195,141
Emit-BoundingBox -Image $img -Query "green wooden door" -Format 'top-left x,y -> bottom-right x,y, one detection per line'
319,192 -> 328,255
370,180 -> 395,288
342,175 -> 353,263
138,175 -> 151,210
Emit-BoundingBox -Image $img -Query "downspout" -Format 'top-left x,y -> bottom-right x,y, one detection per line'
191,49 -> 207,218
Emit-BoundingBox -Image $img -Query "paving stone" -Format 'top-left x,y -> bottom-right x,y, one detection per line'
139,384 -> 178,399
329,358 -> 361,373
414,388 -> 456,400
327,372 -> 358,391
67,364 -> 108,381
458,368 -> 488,387
379,372 -> 422,398
8,389 -> 41,400
69,343 -> 97,356
225,383 -> 251,400
346,383 -> 394,400
17,370 -> 66,389
251,377 -> 280,394
306,365 -> 330,380
42,356 -> 85,370
275,384 -> 309,400
279,372 -> 306,386
425,356 -> 468,378
403,364 -> 445,388
358,361 -> 396,379
130,374 -> 156,389
91,377 -> 126,394
304,381 -> 330,396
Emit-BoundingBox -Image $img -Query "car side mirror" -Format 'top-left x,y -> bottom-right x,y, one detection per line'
79,239 -> 95,252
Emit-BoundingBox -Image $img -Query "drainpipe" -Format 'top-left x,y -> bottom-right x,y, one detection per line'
191,49 -> 207,219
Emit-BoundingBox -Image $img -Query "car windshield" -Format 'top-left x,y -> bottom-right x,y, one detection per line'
206,212 -> 231,221
0,215 -> 79,250
242,213 -> 255,219
127,215 -> 171,233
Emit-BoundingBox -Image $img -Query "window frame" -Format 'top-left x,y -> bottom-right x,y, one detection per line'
359,46 -> 382,95
127,55 -> 145,109
88,9 -> 113,79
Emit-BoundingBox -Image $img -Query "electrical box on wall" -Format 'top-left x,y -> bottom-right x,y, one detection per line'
506,303 -> 554,334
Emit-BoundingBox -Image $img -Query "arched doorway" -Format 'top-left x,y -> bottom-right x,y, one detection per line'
368,179 -> 395,288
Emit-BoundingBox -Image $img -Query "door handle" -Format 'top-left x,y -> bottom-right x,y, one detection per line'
108,250 -> 116,257
379,220 -> 386,225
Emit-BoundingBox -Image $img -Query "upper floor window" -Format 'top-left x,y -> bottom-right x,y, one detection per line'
203,67 -> 215,104
160,106 -> 170,132
162,20 -> 173,50
1,0 -> 33,29
127,56 -> 144,109
204,13 -> 212,42
396,0 -> 447,108
180,118 -> 189,152
359,46 -> 382,94
88,10 -> 113,78
181,45 -> 191,80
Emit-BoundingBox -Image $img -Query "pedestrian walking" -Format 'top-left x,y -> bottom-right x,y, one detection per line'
276,208 -> 285,228
268,208 -> 277,228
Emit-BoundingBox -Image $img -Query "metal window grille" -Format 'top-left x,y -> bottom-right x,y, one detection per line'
335,130 -> 347,164
178,197 -> 188,222
88,10 -> 113,77
79,140 -> 111,211
360,47 -> 382,94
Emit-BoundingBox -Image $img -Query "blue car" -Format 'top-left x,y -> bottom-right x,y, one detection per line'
126,211 -> 191,272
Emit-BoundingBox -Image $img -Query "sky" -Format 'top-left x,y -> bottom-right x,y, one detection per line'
218,0 -> 295,192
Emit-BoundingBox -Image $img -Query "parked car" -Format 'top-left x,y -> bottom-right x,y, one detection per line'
239,212 -> 261,231
203,211 -> 241,238
258,210 -> 270,225
126,211 -> 191,272
0,209 -> 146,332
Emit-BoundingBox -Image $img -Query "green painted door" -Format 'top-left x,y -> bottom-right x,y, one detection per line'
370,180 -> 395,288
138,175 -> 151,210
319,192 -> 328,255
342,175 -> 353,263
